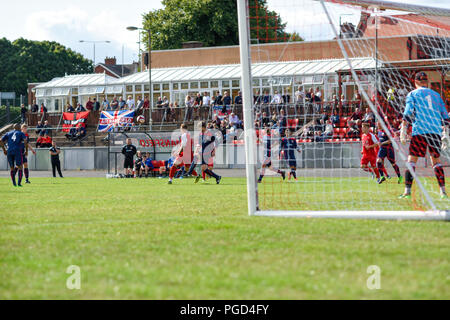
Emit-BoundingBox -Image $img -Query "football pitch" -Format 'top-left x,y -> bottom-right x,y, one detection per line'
0,176 -> 449,299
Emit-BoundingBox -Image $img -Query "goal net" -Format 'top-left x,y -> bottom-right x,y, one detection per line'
237,0 -> 450,220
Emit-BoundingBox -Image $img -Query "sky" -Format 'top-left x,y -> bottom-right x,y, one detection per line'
1,0 -> 449,65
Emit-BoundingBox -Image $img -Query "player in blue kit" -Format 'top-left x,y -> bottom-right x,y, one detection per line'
258,128 -> 285,183
1,123 -> 28,187
20,124 -> 36,184
399,72 -> 450,199
280,128 -> 301,181
376,121 -> 402,184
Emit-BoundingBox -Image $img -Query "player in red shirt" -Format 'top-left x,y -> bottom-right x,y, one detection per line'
361,122 -> 384,184
168,124 -> 197,184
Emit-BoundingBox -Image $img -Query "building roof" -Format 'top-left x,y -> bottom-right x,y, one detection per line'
360,13 -> 450,38
96,63 -> 138,78
117,57 -> 377,84
35,73 -> 118,89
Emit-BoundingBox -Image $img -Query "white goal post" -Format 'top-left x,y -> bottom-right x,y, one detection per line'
237,0 -> 450,220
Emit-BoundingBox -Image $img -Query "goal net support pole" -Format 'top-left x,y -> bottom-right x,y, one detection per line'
238,0 -> 259,216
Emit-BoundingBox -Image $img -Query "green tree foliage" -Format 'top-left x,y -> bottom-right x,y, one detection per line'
0,38 -> 93,97
142,0 -> 302,51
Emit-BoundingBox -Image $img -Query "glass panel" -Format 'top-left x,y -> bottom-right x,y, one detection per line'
163,83 -> 170,91
181,83 -> 189,90
190,82 -> 198,89
200,82 -> 209,89
232,80 -> 240,88
261,79 -> 270,86
135,85 -> 143,92
72,88 -> 78,95
222,80 -> 230,88
153,84 -> 161,91
172,83 -> 179,90
54,99 -> 59,111
162,92 -> 170,100
211,81 -> 219,88
126,85 -> 133,92
144,84 -> 150,92
253,79 -> 260,87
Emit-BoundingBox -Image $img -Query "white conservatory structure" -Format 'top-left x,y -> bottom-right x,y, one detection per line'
34,58 -> 376,112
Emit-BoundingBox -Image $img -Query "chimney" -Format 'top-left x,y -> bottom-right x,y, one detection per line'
104,57 -> 117,65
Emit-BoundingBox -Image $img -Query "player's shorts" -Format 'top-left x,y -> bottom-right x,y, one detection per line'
262,157 -> 272,168
124,158 -> 134,169
287,158 -> 297,168
7,152 -> 23,168
378,147 -> 395,162
21,153 -> 28,164
361,156 -> 377,167
409,134 -> 441,158
201,154 -> 212,166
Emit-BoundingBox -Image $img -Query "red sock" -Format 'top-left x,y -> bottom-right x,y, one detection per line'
383,167 -> 388,177
373,168 -> 380,179
169,165 -> 177,179
202,171 -> 206,180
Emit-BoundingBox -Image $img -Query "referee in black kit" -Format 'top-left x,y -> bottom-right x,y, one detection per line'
122,138 -> 137,178
49,141 -> 63,178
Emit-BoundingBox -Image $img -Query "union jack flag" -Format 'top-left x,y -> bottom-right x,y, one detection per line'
98,110 -> 135,132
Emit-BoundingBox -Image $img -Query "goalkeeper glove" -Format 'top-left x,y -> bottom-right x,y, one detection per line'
442,126 -> 450,151
400,123 -> 408,145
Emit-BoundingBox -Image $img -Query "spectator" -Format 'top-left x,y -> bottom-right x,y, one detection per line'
31,100 -> 39,113
143,96 -> 150,109
347,122 -> 360,138
348,107 -> 362,129
20,104 -> 27,123
42,120 -> 51,136
156,96 -> 163,108
202,92 -> 211,107
213,91 -> 223,108
213,114 -> 221,127
234,91 -> 243,105
321,120 -> 334,140
271,90 -> 283,105
66,103 -> 75,112
76,123 -> 86,140
111,97 -> 119,110
362,107 -> 375,127
194,93 -> 202,120
136,96 -> 144,111
261,112 -> 271,128
353,90 -> 362,111
315,88 -> 322,102
278,109 -> 287,133
118,97 -> 126,110
262,91 -> 270,104
331,109 -> 340,127
295,86 -> 305,104
40,103 -> 47,114
185,95 -> 194,121
36,121 -> 43,136
221,91 -> 232,113
86,97 -> 94,111
37,134 -> 52,148
320,111 -> 329,123
76,103 -> 86,112
254,90 -> 262,104
93,98 -> 100,111
229,113 -> 241,130
101,97 -> 110,111
126,95 -> 135,110
65,126 -> 77,141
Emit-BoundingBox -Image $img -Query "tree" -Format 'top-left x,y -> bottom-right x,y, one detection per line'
0,38 -> 93,97
142,0 -> 302,51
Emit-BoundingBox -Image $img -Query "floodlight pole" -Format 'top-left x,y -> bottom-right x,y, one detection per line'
127,26 -> 152,131
79,40 -> 111,73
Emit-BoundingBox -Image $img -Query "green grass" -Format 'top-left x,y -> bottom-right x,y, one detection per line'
0,177 -> 449,299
